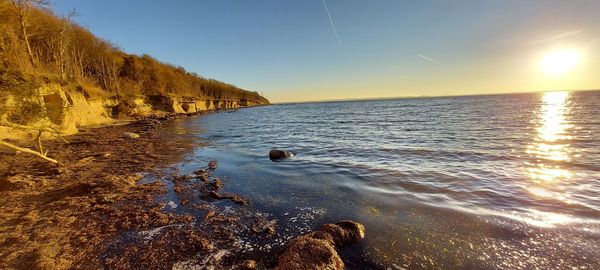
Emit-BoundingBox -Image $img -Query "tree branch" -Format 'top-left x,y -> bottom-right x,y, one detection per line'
0,140 -> 58,164
0,120 -> 64,165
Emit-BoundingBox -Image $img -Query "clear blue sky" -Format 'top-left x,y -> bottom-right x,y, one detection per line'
52,0 -> 600,102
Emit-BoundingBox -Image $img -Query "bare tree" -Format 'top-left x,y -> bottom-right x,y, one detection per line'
56,9 -> 78,79
10,0 -> 49,66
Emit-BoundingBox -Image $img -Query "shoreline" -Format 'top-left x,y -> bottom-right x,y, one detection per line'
0,111 -> 269,269
0,108 -> 365,269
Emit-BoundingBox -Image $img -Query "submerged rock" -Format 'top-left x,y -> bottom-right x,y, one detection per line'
275,220 -> 365,270
269,149 -> 294,161
121,132 -> 140,139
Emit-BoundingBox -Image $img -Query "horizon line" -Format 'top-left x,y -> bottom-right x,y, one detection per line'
270,88 -> 600,105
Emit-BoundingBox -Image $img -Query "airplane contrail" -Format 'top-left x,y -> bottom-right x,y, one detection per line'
528,29 -> 583,46
416,53 -> 440,64
321,0 -> 342,46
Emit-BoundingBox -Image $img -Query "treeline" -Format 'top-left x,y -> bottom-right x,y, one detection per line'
0,0 -> 268,103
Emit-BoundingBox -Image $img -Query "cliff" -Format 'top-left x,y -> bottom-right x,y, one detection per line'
0,79 -> 265,140
0,0 -> 269,140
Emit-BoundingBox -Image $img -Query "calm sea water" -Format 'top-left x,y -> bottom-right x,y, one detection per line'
169,91 -> 600,269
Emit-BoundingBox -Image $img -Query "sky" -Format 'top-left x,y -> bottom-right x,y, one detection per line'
51,0 -> 600,103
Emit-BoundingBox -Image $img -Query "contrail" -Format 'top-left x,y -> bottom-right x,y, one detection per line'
321,0 -> 342,46
416,53 -> 440,64
528,29 -> 583,46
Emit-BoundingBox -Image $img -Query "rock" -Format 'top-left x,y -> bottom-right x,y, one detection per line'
319,220 -> 365,246
304,231 -> 335,245
275,220 -> 365,270
121,132 -> 140,139
275,234 -> 344,270
269,149 -> 294,161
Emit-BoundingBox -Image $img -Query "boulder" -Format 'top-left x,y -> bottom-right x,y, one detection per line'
320,220 -> 365,246
269,149 -> 294,161
275,233 -> 343,270
275,220 -> 365,270
121,132 -> 140,139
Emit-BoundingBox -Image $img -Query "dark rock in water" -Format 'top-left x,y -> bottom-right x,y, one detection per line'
269,149 -> 294,160
320,220 -> 366,246
275,220 -> 365,270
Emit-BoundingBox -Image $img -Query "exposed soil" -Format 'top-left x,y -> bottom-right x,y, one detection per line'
0,112 -> 277,269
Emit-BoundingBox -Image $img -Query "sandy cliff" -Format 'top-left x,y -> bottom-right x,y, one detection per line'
0,83 -> 267,140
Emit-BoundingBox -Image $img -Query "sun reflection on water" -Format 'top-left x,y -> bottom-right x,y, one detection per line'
524,91 -> 576,225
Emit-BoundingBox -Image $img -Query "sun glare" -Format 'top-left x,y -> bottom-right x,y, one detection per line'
540,49 -> 580,76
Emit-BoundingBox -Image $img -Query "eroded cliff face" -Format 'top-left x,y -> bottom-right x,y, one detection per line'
0,84 -> 266,140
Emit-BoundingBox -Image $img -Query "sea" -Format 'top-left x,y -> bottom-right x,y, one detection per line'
164,90 -> 600,269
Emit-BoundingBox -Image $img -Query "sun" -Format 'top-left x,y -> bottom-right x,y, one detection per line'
540,49 -> 580,76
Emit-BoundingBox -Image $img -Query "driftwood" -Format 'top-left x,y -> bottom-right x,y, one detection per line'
0,120 -> 63,165
0,140 -> 57,164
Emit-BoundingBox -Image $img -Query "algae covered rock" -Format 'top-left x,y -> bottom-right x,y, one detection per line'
320,220 -> 366,246
275,233 -> 343,270
275,220 -> 365,270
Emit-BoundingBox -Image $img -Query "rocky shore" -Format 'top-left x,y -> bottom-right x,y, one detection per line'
0,112 -> 365,269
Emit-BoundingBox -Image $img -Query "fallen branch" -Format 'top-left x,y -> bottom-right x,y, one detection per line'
0,120 -> 64,165
0,140 -> 58,164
